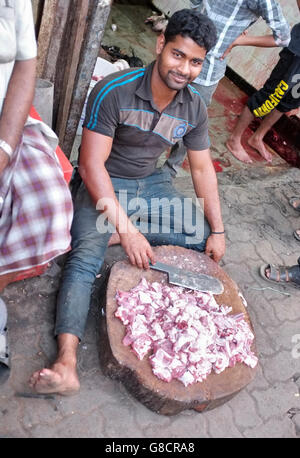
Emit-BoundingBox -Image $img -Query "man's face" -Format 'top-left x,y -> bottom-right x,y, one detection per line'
156,34 -> 207,91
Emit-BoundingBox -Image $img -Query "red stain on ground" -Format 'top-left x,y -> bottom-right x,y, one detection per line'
212,160 -> 223,172
248,118 -> 300,167
182,157 -> 191,172
223,98 -> 300,167
176,78 -> 299,174
213,85 -> 249,117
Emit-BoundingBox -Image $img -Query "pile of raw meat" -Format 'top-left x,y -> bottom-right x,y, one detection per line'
115,278 -> 258,387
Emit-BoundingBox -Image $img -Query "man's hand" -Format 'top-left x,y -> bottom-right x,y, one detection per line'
221,30 -> 278,60
119,231 -> 156,270
221,31 -> 248,60
205,234 -> 225,263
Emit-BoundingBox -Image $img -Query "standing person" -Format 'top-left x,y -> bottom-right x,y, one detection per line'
227,1 -> 300,163
165,0 -> 290,176
29,9 -> 225,396
0,0 -> 73,383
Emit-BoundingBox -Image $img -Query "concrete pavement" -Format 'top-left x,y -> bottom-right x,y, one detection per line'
0,160 -> 300,438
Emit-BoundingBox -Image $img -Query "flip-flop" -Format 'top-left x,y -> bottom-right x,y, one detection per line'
259,257 -> 300,290
289,197 -> 300,212
293,230 -> 300,242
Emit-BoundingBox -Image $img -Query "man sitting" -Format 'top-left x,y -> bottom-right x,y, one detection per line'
29,9 -> 226,395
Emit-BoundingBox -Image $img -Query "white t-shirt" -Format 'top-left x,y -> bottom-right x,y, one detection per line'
0,0 -> 37,113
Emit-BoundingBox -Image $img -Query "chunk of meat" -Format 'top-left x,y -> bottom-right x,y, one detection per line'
115,279 -> 257,386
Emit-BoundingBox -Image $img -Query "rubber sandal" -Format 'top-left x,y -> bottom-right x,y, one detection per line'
289,197 -> 300,212
0,327 -> 10,384
259,258 -> 300,290
293,230 -> 300,242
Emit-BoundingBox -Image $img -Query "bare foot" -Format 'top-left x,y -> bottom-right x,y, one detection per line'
248,135 -> 272,162
29,362 -> 80,396
108,232 -> 120,247
226,138 -> 253,164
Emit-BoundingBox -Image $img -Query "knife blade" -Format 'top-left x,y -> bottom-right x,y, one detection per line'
149,261 -> 224,295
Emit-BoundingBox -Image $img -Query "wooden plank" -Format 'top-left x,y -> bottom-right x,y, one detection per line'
31,0 -> 44,34
61,0 -> 113,157
42,0 -> 71,82
36,0 -> 57,78
56,0 -> 90,142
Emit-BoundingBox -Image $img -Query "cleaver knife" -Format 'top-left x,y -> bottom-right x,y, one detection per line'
149,261 -> 224,295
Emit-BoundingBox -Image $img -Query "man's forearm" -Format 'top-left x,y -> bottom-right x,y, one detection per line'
235,34 -> 277,48
0,58 -> 36,171
79,162 -> 137,236
190,163 -> 224,233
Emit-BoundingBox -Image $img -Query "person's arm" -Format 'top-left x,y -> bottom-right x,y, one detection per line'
298,0 -> 300,12
187,148 -> 225,263
222,0 -> 291,59
222,32 -> 277,59
0,57 -> 36,174
79,128 -> 156,270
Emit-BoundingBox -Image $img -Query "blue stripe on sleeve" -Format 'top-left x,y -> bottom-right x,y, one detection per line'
86,69 -> 146,129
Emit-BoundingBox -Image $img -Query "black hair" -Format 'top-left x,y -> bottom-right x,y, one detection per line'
164,9 -> 217,53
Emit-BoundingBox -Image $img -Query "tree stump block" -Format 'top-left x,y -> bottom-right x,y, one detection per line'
99,245 -> 258,416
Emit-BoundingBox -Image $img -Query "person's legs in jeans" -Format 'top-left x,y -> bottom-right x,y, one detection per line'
28,171 -> 210,394
108,170 -> 211,250
135,170 -> 211,251
29,184 -> 112,394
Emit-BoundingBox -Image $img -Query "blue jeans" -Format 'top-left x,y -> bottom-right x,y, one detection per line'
55,169 -> 211,340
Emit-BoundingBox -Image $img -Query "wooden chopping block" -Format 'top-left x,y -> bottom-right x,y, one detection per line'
99,245 -> 258,416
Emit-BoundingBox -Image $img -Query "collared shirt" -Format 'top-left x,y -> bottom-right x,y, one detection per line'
0,0 -> 37,113
83,62 -> 210,179
190,0 -> 291,86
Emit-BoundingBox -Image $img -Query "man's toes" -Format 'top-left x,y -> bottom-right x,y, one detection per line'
29,368 -> 60,391
29,371 -> 41,387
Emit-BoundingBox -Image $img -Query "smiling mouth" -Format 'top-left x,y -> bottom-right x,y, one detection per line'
170,72 -> 189,83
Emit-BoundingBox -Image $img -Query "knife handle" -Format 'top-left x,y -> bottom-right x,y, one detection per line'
149,261 -> 169,274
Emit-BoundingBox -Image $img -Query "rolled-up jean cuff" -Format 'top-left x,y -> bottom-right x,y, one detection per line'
54,326 -> 84,342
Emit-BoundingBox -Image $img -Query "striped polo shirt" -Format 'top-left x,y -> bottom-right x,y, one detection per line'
83,62 -> 209,179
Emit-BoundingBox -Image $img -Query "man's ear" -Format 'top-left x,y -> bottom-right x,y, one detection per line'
156,34 -> 166,55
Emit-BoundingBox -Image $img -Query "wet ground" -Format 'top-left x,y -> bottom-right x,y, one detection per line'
1,1 -> 300,440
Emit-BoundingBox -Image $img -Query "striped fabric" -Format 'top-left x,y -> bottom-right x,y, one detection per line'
86,69 -> 146,131
191,0 -> 291,86
0,123 -> 73,275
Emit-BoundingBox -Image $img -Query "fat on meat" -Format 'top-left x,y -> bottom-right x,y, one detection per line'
115,278 -> 257,386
